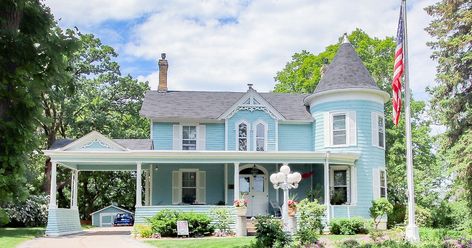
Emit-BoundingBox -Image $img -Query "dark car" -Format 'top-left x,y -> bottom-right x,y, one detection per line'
113,213 -> 134,226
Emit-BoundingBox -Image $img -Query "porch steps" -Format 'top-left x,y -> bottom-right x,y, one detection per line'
246,218 -> 257,236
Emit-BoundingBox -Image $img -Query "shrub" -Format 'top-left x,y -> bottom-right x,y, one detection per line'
404,205 -> 432,227
210,208 -> 232,236
369,198 -> 393,230
0,208 -> 9,227
133,224 -> 153,238
254,215 -> 291,248
431,200 -> 472,231
4,194 -> 48,227
387,204 -> 406,228
340,239 -> 361,248
296,199 -> 325,245
147,209 -> 214,237
329,217 -> 369,235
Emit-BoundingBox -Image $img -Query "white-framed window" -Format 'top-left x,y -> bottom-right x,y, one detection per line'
254,121 -> 267,151
332,113 -> 347,145
172,169 -> 206,204
380,169 -> 387,198
372,112 -> 385,148
237,122 -> 248,151
324,111 -> 356,147
330,166 -> 351,205
373,168 -> 387,199
182,126 -> 197,150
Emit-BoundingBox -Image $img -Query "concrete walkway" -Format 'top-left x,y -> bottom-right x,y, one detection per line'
19,227 -> 151,248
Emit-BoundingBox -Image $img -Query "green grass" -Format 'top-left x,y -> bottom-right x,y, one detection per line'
0,227 -> 45,248
146,236 -> 255,248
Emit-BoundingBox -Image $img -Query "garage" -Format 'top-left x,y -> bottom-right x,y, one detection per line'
90,205 -> 134,227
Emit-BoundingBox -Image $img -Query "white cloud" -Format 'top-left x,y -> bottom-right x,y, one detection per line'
45,0 -> 439,100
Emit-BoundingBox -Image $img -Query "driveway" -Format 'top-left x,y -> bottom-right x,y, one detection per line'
19,226 -> 151,248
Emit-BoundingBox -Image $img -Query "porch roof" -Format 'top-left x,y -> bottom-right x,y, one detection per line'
43,149 -> 360,171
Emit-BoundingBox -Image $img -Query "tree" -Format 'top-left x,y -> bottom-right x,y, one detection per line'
425,0 -> 471,213
273,29 -> 442,212
0,0 -> 78,205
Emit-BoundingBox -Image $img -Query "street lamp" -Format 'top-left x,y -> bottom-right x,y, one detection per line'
270,164 -> 302,233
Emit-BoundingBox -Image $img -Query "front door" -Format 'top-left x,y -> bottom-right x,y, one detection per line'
239,166 -> 268,216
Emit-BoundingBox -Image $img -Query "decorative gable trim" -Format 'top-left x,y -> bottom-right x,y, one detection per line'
59,131 -> 128,151
218,89 -> 286,120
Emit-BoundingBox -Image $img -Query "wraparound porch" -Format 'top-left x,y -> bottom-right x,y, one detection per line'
43,150 -> 359,236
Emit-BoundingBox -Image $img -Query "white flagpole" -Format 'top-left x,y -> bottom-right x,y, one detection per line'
402,0 -> 420,242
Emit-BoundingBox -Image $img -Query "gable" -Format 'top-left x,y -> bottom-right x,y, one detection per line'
219,89 -> 285,120
60,131 -> 128,151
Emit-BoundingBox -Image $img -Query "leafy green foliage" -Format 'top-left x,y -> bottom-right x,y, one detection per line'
329,217 -> 369,235
147,210 -> 214,237
133,224 -> 153,238
431,200 -> 471,231
370,198 -> 393,230
296,199 -> 325,244
210,208 -> 233,236
0,0 -> 79,205
340,239 -> 361,248
4,194 -> 48,227
425,0 -> 472,219
405,206 -> 432,228
0,209 -> 8,227
254,215 -> 291,248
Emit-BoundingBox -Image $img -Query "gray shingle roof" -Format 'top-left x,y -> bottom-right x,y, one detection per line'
139,91 -> 313,121
50,138 -> 152,150
313,41 -> 379,94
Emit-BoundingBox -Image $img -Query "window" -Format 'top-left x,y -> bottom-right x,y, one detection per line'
378,116 -> 385,148
330,167 -> 351,205
181,171 -> 197,204
255,123 -> 265,151
380,170 -> 387,198
182,126 -> 197,150
332,114 -> 347,145
238,123 -> 248,151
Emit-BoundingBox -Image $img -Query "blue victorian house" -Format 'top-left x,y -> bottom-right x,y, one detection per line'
44,35 -> 389,236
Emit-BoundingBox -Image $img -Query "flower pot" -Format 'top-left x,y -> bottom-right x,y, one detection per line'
236,207 -> 247,216
288,207 -> 297,217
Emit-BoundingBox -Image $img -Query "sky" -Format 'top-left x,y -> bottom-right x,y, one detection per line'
44,0 -> 438,101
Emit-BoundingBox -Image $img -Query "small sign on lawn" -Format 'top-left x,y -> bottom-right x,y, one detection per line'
177,220 -> 189,236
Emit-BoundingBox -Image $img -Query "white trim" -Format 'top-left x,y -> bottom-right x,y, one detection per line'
151,118 -> 224,123
150,120 -> 153,139
235,120 -> 250,151
371,112 -> 386,149
253,120 -> 268,152
329,165 -> 356,206
150,165 -> 154,205
304,88 -> 390,107
90,205 -> 133,215
329,112 -> 349,147
59,131 -> 128,151
219,89 -> 286,120
224,163 -> 228,204
225,119 -> 228,151
275,120 -> 279,151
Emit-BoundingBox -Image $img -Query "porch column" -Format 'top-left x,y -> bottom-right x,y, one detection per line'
324,152 -> 331,223
49,161 -> 57,208
144,169 -> 150,206
224,164 -> 228,205
234,162 -> 240,201
136,162 -> 142,207
73,170 -> 79,208
70,171 -> 74,208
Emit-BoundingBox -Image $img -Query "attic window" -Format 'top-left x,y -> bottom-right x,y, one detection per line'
238,123 -> 248,151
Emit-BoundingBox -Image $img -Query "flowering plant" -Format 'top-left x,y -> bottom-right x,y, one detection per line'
288,200 -> 298,208
233,199 -> 247,207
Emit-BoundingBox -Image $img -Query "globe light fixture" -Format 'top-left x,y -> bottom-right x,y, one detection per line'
270,164 -> 302,233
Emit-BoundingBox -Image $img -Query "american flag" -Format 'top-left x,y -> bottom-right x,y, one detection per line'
392,7 -> 404,126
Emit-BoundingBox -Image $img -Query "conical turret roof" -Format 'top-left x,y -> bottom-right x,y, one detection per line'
313,34 -> 379,94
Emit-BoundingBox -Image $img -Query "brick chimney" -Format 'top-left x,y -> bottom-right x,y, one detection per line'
158,53 -> 168,92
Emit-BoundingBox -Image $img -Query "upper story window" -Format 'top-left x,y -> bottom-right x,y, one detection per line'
332,114 -> 347,145
255,123 -> 266,151
182,126 -> 197,150
238,123 -> 248,151
372,112 -> 385,148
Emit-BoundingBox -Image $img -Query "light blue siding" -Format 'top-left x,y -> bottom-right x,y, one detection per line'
152,122 -> 174,150
206,123 -> 225,150
278,124 -> 313,151
45,208 -> 82,236
227,110 -> 276,151
311,100 -> 385,219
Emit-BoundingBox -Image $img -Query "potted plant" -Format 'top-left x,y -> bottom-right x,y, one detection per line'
233,199 -> 248,216
288,199 -> 298,216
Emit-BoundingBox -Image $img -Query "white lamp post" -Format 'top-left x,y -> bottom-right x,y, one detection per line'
270,164 -> 302,233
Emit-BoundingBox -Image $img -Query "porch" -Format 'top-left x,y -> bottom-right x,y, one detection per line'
43,149 -> 359,236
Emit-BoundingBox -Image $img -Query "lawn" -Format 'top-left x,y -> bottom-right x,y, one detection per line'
145,236 -> 255,248
0,227 -> 45,248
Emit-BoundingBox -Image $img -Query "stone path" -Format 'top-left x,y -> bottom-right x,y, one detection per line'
18,227 -> 151,248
